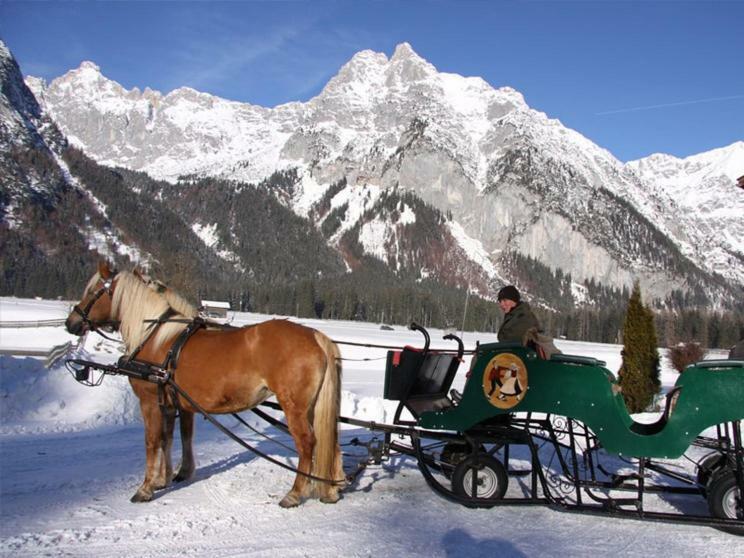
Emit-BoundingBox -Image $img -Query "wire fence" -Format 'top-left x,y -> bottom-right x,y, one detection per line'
0,318 -> 75,368
0,319 -> 67,328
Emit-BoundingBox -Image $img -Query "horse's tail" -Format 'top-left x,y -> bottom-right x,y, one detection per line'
312,330 -> 344,499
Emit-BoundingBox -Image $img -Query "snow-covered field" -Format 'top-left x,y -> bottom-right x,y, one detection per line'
0,296 -> 740,557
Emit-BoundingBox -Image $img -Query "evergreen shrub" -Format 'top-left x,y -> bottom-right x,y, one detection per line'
618,282 -> 661,413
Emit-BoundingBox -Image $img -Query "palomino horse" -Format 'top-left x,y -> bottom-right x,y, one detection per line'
65,262 -> 345,507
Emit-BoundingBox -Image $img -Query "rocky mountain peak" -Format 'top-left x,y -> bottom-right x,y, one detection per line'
78,60 -> 101,73
14,41 -> 744,302
63,61 -> 107,88
387,42 -> 437,84
0,40 -> 13,62
1,41 -> 43,144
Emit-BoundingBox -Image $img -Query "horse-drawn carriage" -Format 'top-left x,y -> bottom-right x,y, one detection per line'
375,323 -> 744,534
64,264 -> 744,534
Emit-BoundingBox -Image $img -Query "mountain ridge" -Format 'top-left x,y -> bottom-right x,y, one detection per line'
7,41 -> 744,308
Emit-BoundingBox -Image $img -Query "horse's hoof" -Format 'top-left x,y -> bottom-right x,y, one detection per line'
173,469 -> 194,483
320,492 -> 340,504
279,494 -> 301,508
130,490 -> 153,503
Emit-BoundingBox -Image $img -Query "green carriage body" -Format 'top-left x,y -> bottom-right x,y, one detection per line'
419,343 -> 744,459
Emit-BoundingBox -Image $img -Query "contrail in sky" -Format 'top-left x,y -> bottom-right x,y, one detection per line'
596,94 -> 744,115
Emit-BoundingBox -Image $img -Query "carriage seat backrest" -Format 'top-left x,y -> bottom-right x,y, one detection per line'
408,353 -> 459,399
618,361 -> 740,438
405,352 -> 460,417
383,348 -> 461,415
628,386 -> 683,435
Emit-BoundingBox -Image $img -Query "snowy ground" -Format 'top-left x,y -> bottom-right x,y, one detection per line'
0,296 -> 740,557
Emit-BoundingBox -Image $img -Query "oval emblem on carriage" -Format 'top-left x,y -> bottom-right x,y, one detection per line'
482,353 -> 528,409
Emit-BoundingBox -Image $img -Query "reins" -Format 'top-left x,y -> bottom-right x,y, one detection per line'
83,298 -> 347,486
70,286 -> 466,488
65,357 -> 347,486
87,318 -> 477,358
166,379 -> 347,486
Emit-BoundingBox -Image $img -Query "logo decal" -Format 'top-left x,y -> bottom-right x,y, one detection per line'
482,353 -> 528,409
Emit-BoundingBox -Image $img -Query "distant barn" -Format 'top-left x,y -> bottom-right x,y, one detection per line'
200,300 -> 231,319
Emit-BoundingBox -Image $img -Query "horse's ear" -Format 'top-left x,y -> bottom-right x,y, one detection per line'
98,260 -> 114,279
133,266 -> 156,287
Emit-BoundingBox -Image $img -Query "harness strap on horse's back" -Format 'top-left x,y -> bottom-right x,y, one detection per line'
121,313 -> 206,375
163,317 -> 207,371
71,315 -> 347,486
126,308 -> 180,364
117,314 -> 208,435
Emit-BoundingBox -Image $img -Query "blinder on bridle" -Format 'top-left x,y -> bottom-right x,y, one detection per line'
71,273 -> 121,336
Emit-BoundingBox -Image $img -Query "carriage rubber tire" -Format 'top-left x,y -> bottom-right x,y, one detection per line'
706,470 -> 744,536
451,453 -> 508,508
697,453 -> 727,495
440,442 -> 486,480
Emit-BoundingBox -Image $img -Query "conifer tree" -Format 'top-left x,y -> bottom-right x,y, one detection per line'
618,282 -> 661,413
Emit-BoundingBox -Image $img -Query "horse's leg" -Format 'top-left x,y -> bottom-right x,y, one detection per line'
131,398 -> 166,503
174,410 -> 195,482
277,405 -> 316,508
153,407 -> 176,490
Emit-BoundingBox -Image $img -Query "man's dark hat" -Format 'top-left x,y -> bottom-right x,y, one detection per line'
497,285 -> 521,303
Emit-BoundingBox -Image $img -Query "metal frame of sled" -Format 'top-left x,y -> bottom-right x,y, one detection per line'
378,324 -> 744,534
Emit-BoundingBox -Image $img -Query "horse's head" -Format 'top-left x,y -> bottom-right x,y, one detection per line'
65,261 -> 120,336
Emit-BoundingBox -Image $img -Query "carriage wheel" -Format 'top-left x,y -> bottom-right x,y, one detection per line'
441,442 -> 476,479
451,453 -> 508,508
707,470 -> 744,535
697,452 -> 727,492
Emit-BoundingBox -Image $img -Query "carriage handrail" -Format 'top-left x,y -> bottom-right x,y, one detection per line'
443,333 -> 465,360
333,338 -> 476,355
409,322 -> 430,353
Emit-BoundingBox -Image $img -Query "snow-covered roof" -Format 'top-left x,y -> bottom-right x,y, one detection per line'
200,300 -> 230,309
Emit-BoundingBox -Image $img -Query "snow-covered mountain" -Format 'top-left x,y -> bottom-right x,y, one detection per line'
0,41 -> 153,276
15,43 -> 744,304
628,142 -> 744,284
0,41 -> 64,199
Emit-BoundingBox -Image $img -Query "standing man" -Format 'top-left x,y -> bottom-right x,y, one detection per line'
497,285 -> 540,344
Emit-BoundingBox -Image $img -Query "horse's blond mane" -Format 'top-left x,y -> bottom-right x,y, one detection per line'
111,272 -> 195,355
84,272 -> 103,296
157,283 -> 198,318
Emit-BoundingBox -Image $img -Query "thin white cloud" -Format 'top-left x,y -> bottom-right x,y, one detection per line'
596,94 -> 744,115
163,15 -> 391,106
170,28 -> 302,93
159,7 -> 319,97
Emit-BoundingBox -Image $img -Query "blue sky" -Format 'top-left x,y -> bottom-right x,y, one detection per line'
2,0 -> 742,162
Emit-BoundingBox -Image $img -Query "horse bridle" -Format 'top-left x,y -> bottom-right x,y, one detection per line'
71,274 -> 121,337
